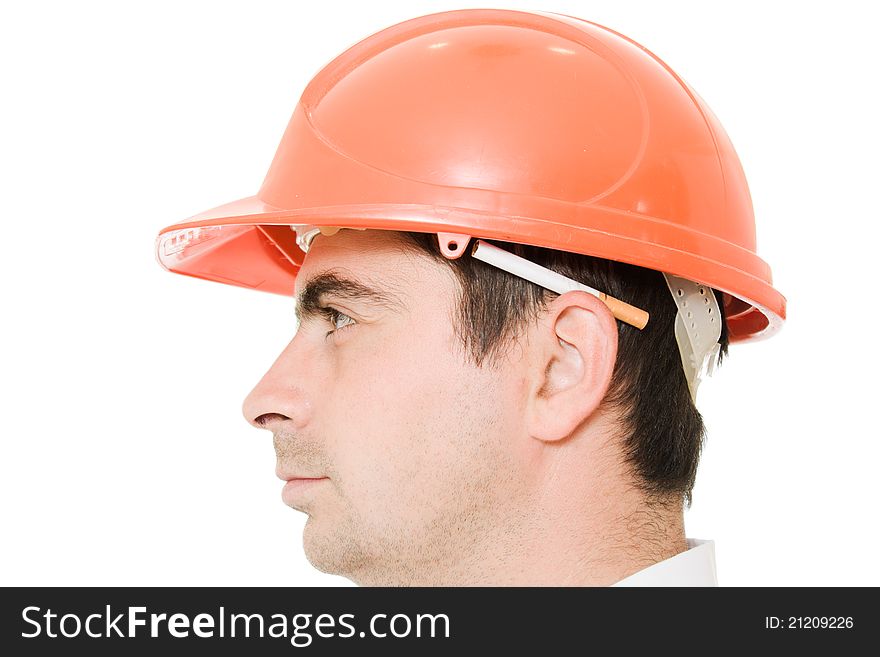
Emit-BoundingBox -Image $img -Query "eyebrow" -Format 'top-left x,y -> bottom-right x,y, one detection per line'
294,271 -> 405,324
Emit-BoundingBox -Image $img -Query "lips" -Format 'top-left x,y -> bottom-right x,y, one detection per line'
281,476 -> 329,506
275,467 -> 325,482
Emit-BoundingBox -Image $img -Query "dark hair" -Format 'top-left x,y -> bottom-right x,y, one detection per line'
396,231 -> 729,509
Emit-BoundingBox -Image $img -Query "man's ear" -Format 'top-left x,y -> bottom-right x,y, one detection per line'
525,290 -> 618,442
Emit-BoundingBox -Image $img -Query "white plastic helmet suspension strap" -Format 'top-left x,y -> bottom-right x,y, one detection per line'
291,224 -> 371,252
662,273 -> 722,402
292,225 -> 342,252
439,232 -> 720,403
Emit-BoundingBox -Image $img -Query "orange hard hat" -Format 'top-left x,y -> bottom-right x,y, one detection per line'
156,8 -> 786,342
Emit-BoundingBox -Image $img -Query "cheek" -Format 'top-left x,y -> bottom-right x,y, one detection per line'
323,319 -> 506,520
333,310 -> 461,420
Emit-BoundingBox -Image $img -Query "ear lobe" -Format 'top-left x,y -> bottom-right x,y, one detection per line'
526,292 -> 618,442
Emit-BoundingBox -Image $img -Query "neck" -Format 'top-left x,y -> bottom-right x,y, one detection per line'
348,419 -> 690,586
425,494 -> 687,586
403,433 -> 687,586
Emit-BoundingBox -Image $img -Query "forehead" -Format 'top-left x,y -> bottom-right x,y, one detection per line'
293,228 -> 445,297
294,229 -> 407,298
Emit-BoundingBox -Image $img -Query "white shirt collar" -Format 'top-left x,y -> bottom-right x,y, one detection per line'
611,538 -> 717,586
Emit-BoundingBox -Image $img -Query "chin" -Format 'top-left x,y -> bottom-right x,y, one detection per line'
301,514 -> 370,580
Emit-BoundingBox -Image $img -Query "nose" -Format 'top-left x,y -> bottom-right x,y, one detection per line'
242,339 -> 314,431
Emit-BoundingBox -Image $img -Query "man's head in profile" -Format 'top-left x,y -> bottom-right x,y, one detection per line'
243,226 -> 729,586
157,9 -> 786,586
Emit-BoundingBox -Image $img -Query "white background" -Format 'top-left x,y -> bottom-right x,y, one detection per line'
1,0 -> 876,586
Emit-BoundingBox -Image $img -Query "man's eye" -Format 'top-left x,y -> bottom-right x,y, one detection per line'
322,307 -> 356,335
